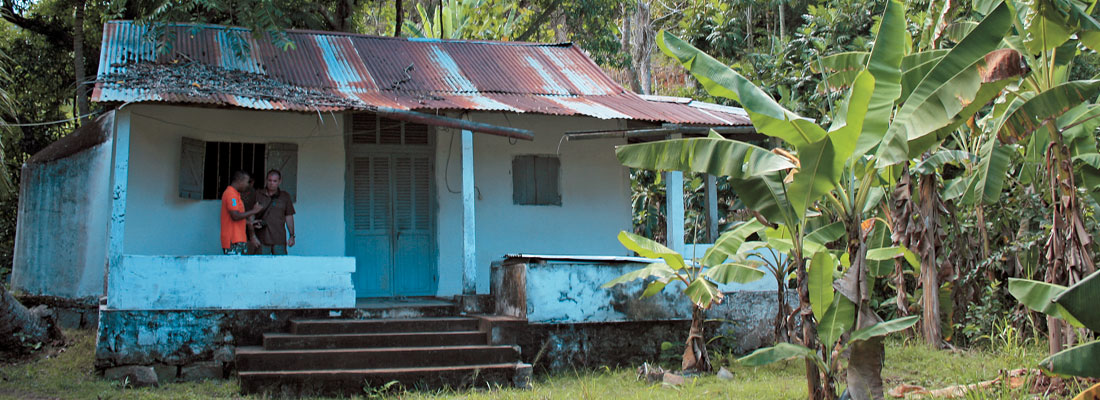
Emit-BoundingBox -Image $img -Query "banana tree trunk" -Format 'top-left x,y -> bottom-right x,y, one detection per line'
681,304 -> 711,372
1042,122 -> 1096,354
918,173 -> 942,347
891,169 -> 916,318
846,217 -> 884,400
0,288 -> 57,350
795,252 -> 831,400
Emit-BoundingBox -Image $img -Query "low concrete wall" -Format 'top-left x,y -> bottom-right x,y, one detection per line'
106,255 -> 356,310
492,257 -> 796,370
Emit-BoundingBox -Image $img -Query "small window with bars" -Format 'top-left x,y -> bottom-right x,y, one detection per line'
512,155 -> 561,206
179,137 -> 298,201
350,113 -> 430,145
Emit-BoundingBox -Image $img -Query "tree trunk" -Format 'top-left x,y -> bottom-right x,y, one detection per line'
73,0 -> 88,126
775,282 -> 789,342
394,0 -> 403,36
844,213 -> 884,400
891,169 -> 917,318
918,173 -> 942,347
681,305 -> 711,372
0,289 -> 59,351
628,0 -> 653,94
777,0 -> 785,43
795,253 -> 828,400
1042,122 -> 1096,354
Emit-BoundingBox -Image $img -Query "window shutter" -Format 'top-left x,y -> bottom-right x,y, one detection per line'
512,155 -> 535,205
179,137 -> 205,199
535,156 -> 561,205
265,143 -> 298,201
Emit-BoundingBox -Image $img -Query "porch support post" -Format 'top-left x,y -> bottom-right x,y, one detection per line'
461,128 -> 477,295
665,135 -> 685,254
705,174 -> 719,242
105,107 -> 131,296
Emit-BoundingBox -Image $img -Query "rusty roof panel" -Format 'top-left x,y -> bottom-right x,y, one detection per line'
94,21 -> 751,126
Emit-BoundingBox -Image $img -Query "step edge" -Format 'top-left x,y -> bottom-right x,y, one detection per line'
238,344 -> 518,355
238,363 -> 527,376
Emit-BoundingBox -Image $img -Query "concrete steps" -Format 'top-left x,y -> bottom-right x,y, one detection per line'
237,316 -> 530,395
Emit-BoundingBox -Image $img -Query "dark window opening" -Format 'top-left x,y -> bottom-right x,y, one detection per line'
201,141 -> 266,200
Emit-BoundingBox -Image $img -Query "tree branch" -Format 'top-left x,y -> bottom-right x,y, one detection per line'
513,0 -> 562,42
0,1 -> 73,48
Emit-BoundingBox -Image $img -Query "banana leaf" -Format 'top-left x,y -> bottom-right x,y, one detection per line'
704,262 -> 767,285
1007,278 -> 1085,328
877,1 -> 1014,166
962,137 -> 1014,205
738,342 -> 825,371
818,295 -> 856,350
1040,341 -> 1100,378
855,0 -> 907,158
615,133 -> 795,179
1053,270 -> 1100,332
617,232 -> 687,270
684,276 -> 723,308
912,150 -> 978,175
703,219 -> 766,267
602,262 -> 676,288
849,315 -> 920,343
809,250 -> 836,321
997,80 -> 1100,144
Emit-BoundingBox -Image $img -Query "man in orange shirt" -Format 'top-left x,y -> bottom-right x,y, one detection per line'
222,171 -> 264,255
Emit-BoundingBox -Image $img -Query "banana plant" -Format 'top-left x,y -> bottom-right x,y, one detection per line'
614,1 -> 1015,398
602,220 -> 770,373
980,0 -> 1100,355
1008,270 -> 1100,379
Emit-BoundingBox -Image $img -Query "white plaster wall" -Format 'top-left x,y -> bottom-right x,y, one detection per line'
435,113 -> 633,295
11,141 -> 113,299
107,255 -> 355,310
123,105 -> 345,256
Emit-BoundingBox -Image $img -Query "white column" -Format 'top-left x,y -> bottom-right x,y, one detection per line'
705,174 -> 719,243
461,129 -> 477,295
665,170 -> 685,255
105,108 -> 131,299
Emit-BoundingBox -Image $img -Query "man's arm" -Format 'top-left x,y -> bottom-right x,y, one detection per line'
229,203 -> 263,221
286,214 -> 295,247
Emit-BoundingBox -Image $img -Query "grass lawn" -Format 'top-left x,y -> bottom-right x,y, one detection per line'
0,329 -> 1079,400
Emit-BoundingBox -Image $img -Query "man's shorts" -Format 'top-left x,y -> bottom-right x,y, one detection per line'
260,245 -> 288,255
223,242 -> 247,255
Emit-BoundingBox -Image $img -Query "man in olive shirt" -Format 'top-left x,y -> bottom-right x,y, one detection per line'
255,169 -> 296,254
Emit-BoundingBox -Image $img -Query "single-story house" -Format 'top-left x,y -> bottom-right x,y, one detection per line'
10,20 -> 785,389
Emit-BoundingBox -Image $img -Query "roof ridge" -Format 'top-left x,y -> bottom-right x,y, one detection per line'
104,20 -> 574,48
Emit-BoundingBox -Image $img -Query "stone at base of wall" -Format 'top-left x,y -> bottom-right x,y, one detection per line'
15,295 -> 99,330
181,361 -> 225,381
153,364 -> 178,384
103,365 -> 158,388
103,362 -> 226,385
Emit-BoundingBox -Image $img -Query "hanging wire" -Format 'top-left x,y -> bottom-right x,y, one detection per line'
1,111 -> 102,127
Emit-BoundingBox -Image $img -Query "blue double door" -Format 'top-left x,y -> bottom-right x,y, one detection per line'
348,149 -> 437,297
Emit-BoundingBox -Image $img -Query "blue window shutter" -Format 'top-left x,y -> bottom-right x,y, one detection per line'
179,137 -> 205,199
512,155 -> 535,204
534,156 -> 561,205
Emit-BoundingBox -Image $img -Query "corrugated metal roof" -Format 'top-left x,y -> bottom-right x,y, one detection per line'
93,21 -> 751,126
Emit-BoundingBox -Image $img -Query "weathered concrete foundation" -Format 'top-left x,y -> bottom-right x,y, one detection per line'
493,256 -> 796,371
94,305 -> 457,370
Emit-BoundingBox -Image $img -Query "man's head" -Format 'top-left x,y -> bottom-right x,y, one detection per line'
265,170 -> 282,192
231,170 -> 251,191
